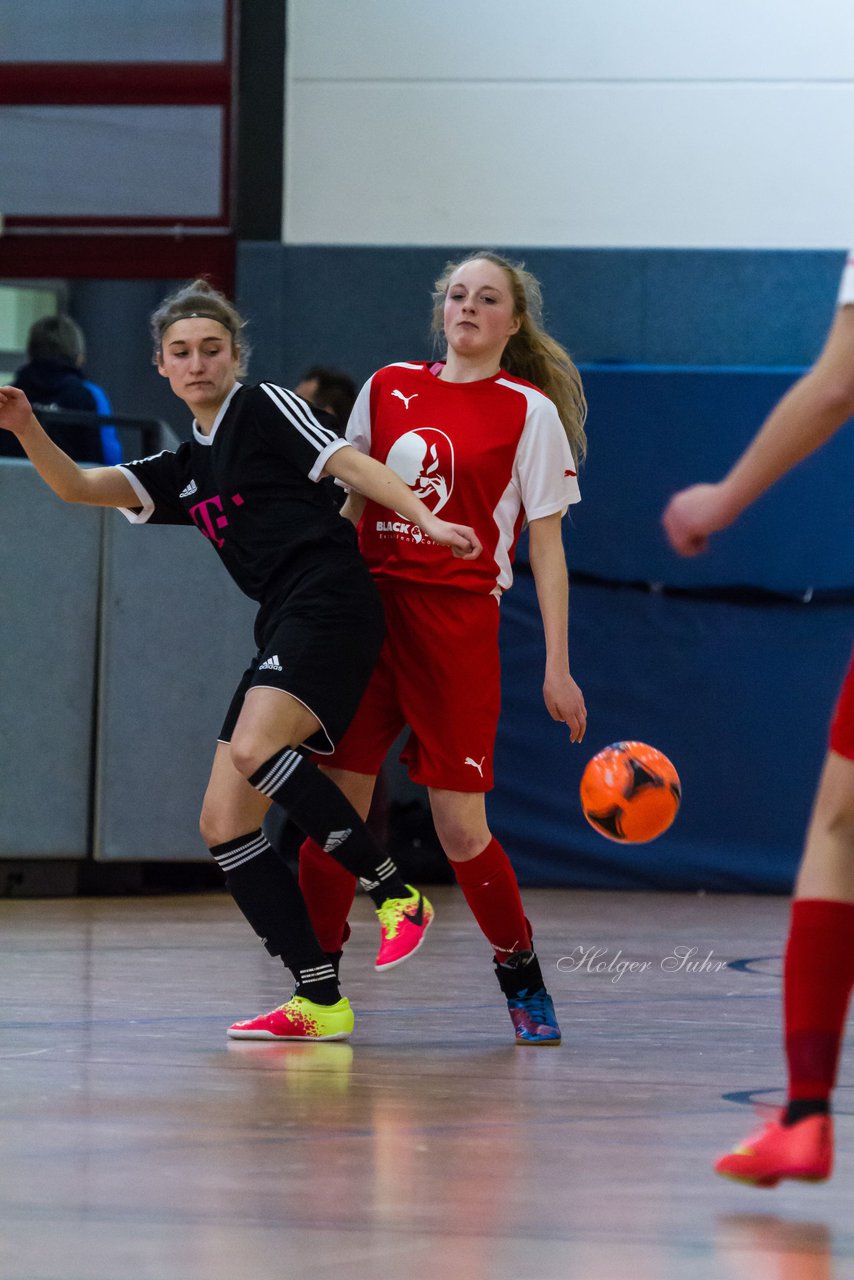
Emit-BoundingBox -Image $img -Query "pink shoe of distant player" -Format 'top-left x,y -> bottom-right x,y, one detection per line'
375,886 -> 434,970
227,995 -> 353,1041
714,1112 -> 833,1187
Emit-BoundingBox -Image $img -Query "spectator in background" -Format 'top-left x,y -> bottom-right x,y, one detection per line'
294,369 -> 358,522
81,371 -> 122,465
0,315 -> 121,464
295,366 -> 358,426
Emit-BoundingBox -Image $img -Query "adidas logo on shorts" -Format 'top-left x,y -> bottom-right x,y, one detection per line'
258,654 -> 283,672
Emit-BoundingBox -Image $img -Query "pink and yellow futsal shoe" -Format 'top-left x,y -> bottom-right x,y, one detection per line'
714,1112 -> 833,1187
375,886 -> 434,970
227,995 -> 354,1041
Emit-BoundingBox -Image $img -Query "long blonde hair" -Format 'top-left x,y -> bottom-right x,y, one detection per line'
150,278 -> 250,377
432,251 -> 587,460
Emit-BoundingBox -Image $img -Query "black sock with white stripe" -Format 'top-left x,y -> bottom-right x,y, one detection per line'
210,830 -> 341,1005
249,748 -> 410,908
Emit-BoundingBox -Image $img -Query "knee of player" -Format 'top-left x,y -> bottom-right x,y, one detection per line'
812,769 -> 854,845
434,819 -> 492,862
199,802 -> 227,849
228,732 -> 267,782
821,798 -> 854,845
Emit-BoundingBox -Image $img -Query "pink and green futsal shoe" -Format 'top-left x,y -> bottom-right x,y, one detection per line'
227,994 -> 354,1041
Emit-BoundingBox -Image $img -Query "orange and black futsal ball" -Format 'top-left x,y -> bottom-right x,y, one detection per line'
580,741 -> 681,843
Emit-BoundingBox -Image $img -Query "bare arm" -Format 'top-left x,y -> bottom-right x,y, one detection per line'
0,386 -> 137,507
527,512 -> 586,742
324,444 -> 481,558
339,491 -> 367,527
663,305 -> 854,555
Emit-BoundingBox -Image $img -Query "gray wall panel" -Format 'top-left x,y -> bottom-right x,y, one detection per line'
0,463 -> 100,858
94,516 -> 256,861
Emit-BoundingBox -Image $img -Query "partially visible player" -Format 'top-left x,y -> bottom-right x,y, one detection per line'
0,278 -> 482,1043
298,252 -> 588,1045
663,248 -> 854,1185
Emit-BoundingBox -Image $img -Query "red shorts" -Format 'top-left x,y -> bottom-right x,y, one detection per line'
830,647 -> 854,760
324,583 -> 502,791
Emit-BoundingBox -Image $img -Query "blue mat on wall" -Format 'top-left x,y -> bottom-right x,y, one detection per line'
515,364 -> 854,596
491,576 -> 853,893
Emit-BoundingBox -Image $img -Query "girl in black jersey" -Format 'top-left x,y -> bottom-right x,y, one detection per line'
0,279 -> 481,1043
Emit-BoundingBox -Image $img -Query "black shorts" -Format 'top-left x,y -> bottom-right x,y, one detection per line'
219,555 -> 385,755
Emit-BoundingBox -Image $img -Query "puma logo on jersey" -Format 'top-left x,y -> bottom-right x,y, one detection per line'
465,756 -> 486,777
392,390 -> 419,409
179,480 -> 198,498
564,468 -> 576,477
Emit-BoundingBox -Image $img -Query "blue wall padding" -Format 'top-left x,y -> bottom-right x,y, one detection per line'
235,245 -> 846,385
67,248 -> 848,442
490,575 -> 853,892
532,365 -> 854,595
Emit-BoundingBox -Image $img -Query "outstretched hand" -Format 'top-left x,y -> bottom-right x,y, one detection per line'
661,482 -> 735,557
0,386 -> 34,437
422,515 -> 482,559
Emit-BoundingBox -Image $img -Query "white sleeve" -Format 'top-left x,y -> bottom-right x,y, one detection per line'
344,375 -> 375,454
513,393 -> 581,522
115,464 -> 156,523
837,250 -> 854,307
336,375 -> 375,490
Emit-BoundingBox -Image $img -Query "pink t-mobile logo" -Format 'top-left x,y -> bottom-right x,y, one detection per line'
189,493 -> 243,547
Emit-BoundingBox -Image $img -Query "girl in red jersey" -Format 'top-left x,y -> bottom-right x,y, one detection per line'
663,249 -> 854,1185
298,252 -> 588,1045
0,279 -> 482,1044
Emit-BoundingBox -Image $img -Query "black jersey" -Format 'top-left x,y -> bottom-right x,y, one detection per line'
118,382 -> 358,604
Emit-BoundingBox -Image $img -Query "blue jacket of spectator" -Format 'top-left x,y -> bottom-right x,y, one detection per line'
0,359 -> 122,463
82,378 -> 123,465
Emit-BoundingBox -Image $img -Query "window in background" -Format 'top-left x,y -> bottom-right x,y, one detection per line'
0,0 -> 226,62
0,0 -> 234,285
0,106 -> 223,220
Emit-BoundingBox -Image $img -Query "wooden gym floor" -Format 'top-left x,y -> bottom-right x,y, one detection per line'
1,885 -> 851,1280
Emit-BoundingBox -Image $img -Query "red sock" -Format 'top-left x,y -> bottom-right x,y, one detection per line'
784,898 -> 854,1101
451,837 -> 532,962
298,838 -> 357,954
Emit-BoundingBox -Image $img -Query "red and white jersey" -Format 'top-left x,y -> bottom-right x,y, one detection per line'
347,361 -> 580,595
838,248 -> 854,307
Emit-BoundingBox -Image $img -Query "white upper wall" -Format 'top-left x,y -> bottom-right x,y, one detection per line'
284,0 -> 854,248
